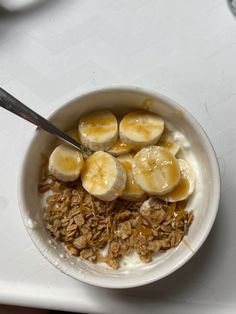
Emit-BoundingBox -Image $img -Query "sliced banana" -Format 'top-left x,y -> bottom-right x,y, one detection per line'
117,154 -> 145,201
159,159 -> 195,202
158,129 -> 180,155
81,151 -> 126,201
79,110 -> 118,151
57,128 -> 80,145
107,139 -> 132,156
48,144 -> 84,182
132,146 -> 180,195
119,110 -> 164,150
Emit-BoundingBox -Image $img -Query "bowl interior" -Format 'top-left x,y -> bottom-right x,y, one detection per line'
18,88 -> 220,288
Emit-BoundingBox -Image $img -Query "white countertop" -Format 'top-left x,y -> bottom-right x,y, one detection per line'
0,0 -> 236,313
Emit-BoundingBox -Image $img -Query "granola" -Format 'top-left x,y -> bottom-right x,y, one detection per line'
40,176 -> 193,269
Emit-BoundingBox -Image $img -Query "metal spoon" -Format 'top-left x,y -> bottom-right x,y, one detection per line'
0,87 -> 91,156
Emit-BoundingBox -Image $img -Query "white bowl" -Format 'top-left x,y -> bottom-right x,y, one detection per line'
18,87 -> 220,288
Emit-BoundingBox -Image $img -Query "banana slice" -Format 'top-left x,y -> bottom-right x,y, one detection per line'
117,154 -> 145,201
79,110 -> 118,151
57,128 -> 80,145
119,110 -> 164,150
132,146 -> 180,195
158,129 -> 180,155
48,144 -> 84,182
107,139 -> 132,156
159,159 -> 195,202
81,151 -> 126,201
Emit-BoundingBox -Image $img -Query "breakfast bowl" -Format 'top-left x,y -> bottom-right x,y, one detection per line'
18,87 -> 220,288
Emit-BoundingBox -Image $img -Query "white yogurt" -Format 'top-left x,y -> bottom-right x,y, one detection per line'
173,131 -> 191,149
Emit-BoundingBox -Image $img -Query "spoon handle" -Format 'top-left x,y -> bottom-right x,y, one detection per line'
0,87 -> 89,154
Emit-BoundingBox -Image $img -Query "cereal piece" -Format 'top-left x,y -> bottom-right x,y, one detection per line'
116,221 -> 132,239
80,248 -> 94,259
108,241 -> 120,259
147,240 -> 161,252
74,214 -> 85,227
38,183 -> 52,193
106,258 -> 119,269
66,244 -> 79,256
73,236 -> 87,250
139,252 -> 152,263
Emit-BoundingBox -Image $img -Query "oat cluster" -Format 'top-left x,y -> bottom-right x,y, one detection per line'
39,176 -> 193,269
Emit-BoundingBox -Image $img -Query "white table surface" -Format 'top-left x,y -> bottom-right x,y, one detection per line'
0,0 -> 236,313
